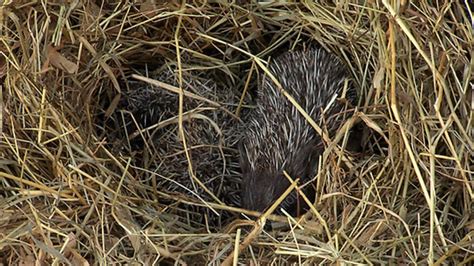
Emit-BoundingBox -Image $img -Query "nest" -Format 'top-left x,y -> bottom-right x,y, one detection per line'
0,1 -> 473,265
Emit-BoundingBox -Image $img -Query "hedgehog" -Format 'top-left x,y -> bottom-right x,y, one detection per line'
107,67 -> 244,227
239,47 -> 357,217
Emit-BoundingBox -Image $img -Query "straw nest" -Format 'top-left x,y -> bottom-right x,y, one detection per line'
1,1 -> 473,265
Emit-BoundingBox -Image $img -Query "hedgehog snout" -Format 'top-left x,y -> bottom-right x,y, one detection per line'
240,153 -> 319,216
241,169 -> 297,214
241,170 -> 277,213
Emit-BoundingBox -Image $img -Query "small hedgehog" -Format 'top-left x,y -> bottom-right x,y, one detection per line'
109,67 -> 244,226
240,47 -> 357,216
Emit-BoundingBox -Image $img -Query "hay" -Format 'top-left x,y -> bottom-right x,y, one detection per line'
0,1 -> 472,264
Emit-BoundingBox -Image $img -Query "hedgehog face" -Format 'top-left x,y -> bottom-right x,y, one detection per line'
239,139 -> 319,216
240,169 -> 284,213
240,168 -> 316,217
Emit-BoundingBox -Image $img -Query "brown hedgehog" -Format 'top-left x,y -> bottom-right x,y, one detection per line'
239,47 -> 357,216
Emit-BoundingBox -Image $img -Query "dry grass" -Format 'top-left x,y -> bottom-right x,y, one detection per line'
0,1 -> 473,265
